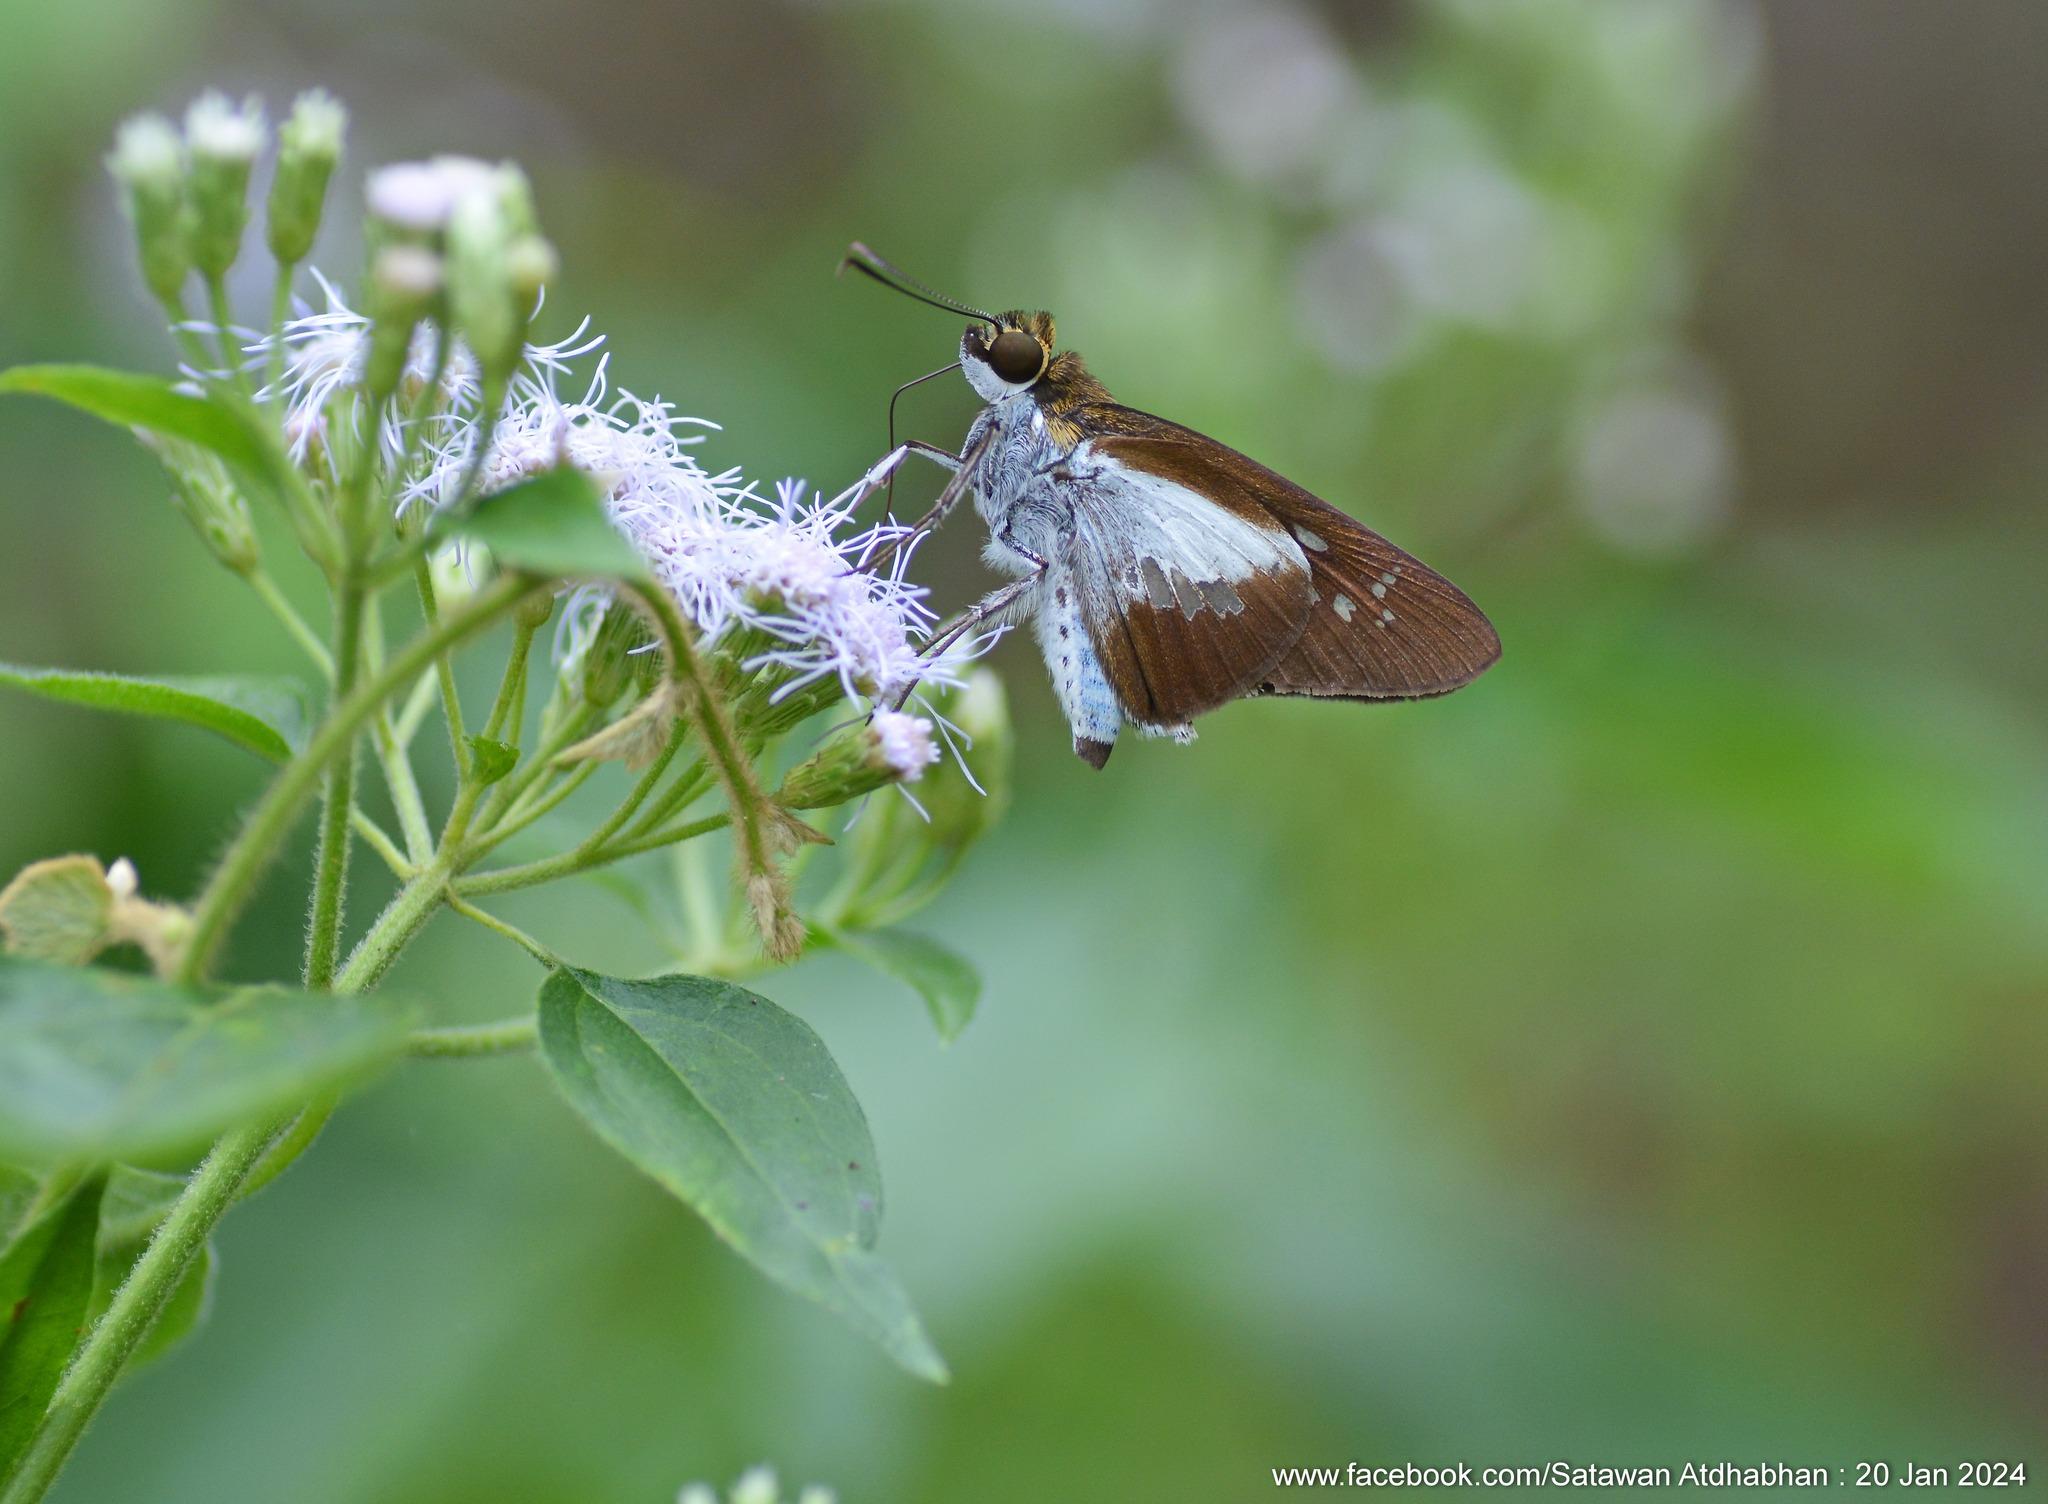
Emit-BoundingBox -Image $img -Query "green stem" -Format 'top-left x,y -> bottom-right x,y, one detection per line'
264,262 -> 294,393
416,561 -> 470,782
575,735 -> 679,855
205,275 -> 247,391
364,597 -> 437,864
475,759 -> 597,852
0,1121 -> 278,1504
302,577 -> 366,987
370,709 -> 436,864
440,618 -> 536,850
445,893 -> 555,965
177,575 -> 533,982
621,583 -> 789,949
625,757 -> 710,839
246,569 -> 332,678
455,812 -> 728,897
470,703 -> 596,845
332,860 -> 452,995
393,668 -> 439,747
349,810 -> 411,877
407,1016 -> 538,1058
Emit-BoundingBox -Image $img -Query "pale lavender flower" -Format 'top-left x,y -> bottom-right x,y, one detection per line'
365,155 -> 499,233
870,709 -> 940,781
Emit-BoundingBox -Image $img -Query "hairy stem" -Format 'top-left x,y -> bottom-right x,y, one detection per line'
455,812 -> 728,896
408,1016 -> 539,1058
445,893 -> 555,965
302,577 -> 365,987
177,575 -> 533,982
623,584 -> 793,952
246,569 -> 333,678
415,561 -> 471,783
0,1126 -> 279,1504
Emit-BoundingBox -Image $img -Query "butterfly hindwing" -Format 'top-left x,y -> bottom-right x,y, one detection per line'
1068,407 -> 1499,705
1064,436 -> 1314,727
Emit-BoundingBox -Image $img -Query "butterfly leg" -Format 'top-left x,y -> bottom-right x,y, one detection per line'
879,568 -> 1042,712
856,429 -> 993,576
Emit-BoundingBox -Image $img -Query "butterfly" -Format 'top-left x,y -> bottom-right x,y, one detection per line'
844,245 -> 1501,768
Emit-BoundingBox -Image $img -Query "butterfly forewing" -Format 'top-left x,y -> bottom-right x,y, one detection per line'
1072,408 -> 1500,704
1067,439 -> 1314,726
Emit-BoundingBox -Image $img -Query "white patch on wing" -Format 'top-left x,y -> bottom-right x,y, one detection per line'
1072,452 -> 1306,613
1332,592 -> 1355,621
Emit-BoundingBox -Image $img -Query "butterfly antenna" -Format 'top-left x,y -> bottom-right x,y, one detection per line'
839,242 -> 999,331
882,360 -> 960,511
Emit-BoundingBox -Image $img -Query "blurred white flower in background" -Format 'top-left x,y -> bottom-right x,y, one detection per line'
677,1465 -> 834,1504
1573,356 -> 1734,557
1171,6 -> 1359,190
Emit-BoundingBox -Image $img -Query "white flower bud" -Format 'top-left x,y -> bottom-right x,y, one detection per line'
105,857 -> 139,899
777,711 -> 938,810
446,174 -> 531,384
106,113 -> 191,305
109,114 -> 183,193
184,91 -> 266,163
365,155 -> 497,234
267,89 -> 346,265
372,243 -> 443,303
729,1467 -> 778,1504
183,92 -> 266,279
506,234 -> 558,304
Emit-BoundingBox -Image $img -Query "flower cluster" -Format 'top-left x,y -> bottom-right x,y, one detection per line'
248,263 -> 976,753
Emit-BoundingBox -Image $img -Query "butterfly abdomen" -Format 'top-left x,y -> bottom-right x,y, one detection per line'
1032,560 -> 1123,764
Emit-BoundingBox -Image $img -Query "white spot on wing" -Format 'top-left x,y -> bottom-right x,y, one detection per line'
1369,581 -> 1387,599
1295,525 -> 1328,552
1379,607 -> 1395,623
1332,592 -> 1355,621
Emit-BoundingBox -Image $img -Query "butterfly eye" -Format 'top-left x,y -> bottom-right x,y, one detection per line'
985,328 -> 1046,384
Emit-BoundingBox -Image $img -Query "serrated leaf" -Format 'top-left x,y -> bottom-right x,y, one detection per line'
89,1167 -> 212,1372
821,927 -> 981,1045
0,857 -> 114,965
0,365 -> 293,512
537,967 -> 946,1382
435,466 -> 648,581
0,1174 -> 103,1475
465,735 -> 519,786
0,956 -> 412,1164
0,664 -> 308,763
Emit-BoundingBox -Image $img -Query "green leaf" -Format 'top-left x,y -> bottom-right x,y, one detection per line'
821,927 -> 981,1045
0,956 -> 412,1164
465,735 -> 519,786
0,663 -> 309,763
0,1175 -> 103,1475
538,967 -> 946,1382
0,365 -> 292,510
90,1167 -> 212,1371
0,857 -> 115,966
435,466 -> 648,581
0,1168 -> 35,1243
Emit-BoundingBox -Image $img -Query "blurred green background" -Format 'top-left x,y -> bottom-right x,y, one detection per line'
2,0 -> 2045,1498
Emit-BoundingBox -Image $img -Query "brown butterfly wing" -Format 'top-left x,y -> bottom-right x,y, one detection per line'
1065,438 -> 1314,727
1075,408 -> 1500,702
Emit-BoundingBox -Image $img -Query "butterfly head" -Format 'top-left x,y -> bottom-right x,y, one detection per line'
961,311 -> 1054,400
